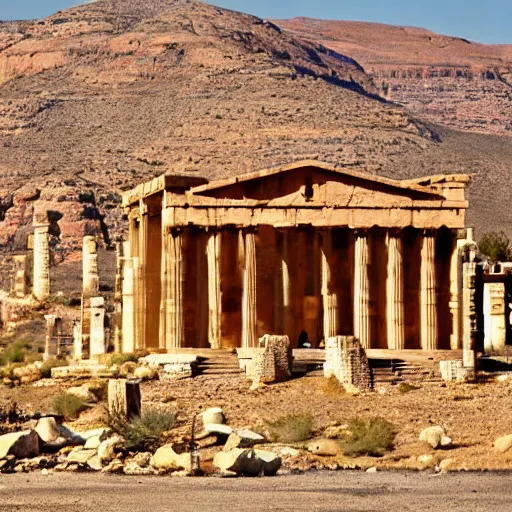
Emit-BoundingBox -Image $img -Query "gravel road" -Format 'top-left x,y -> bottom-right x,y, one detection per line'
1,471 -> 512,512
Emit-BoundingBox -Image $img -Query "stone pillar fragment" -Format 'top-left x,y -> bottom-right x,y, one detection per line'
73,320 -> 83,361
44,315 -> 58,361
462,241 -> 478,370
386,232 -> 405,350
354,231 -> 370,349
138,203 -> 148,350
241,230 -> 257,349
33,219 -> 50,301
82,236 -> 99,298
207,231 -> 222,349
122,257 -> 135,353
420,232 -> 438,351
163,230 -> 184,350
196,231 -> 208,348
449,236 -> 462,350
12,255 -> 29,298
321,230 -> 338,341
89,297 -> 106,358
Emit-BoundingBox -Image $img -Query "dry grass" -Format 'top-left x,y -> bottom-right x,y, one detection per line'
52,393 -> 87,420
338,417 -> 396,457
265,413 -> 314,443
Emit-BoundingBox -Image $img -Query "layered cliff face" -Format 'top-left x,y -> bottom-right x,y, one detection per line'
0,0 -> 511,260
276,18 -> 512,136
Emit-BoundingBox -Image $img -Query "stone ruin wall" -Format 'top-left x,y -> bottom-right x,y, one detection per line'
251,335 -> 293,384
324,336 -> 372,392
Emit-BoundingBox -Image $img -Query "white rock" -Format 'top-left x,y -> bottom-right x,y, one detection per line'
213,448 -> 281,477
67,384 -> 96,403
84,435 -> 102,450
253,449 -> 282,476
494,434 -> 512,453
419,426 -> 448,449
67,448 -> 97,464
307,439 -> 341,456
417,454 -> 435,466
440,436 -> 453,447
134,366 -> 156,380
97,435 -> 123,465
35,417 -> 61,443
366,467 -> 377,473
150,445 -> 190,472
205,424 -> 233,436
280,447 -> 300,457
41,468 -> 49,476
201,407 -> 224,428
0,430 -> 40,459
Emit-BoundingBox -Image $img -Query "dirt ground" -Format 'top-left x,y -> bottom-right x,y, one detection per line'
3,372 -> 512,470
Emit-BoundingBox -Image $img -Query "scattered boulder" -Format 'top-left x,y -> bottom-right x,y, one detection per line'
35,417 -> 60,443
366,467 -> 377,473
494,434 -> 512,454
280,447 -> 300,457
0,430 -> 40,460
204,424 -> 233,437
98,435 -> 124,465
84,435 -> 102,450
202,407 -> 224,428
419,426 -> 452,449
87,455 -> 102,471
224,430 -> 265,451
67,448 -> 97,464
307,439 -> 341,457
150,445 -> 191,472
417,454 -> 436,466
213,448 -> 281,477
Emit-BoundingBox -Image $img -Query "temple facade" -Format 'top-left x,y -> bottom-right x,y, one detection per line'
120,160 -> 472,353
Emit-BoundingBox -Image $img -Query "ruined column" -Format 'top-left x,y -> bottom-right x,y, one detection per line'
121,257 -> 135,353
420,231 -> 438,351
462,241 -> 478,370
321,229 -> 338,340
89,297 -> 106,358
241,229 -> 257,349
43,314 -> 58,361
12,255 -> 29,298
449,233 -> 463,350
82,236 -> 99,298
354,231 -> 371,349
386,231 -> 405,350
163,229 -> 184,350
33,216 -> 50,301
207,231 -> 222,349
73,320 -> 83,361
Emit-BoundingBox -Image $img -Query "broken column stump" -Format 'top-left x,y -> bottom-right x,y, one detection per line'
108,379 -> 141,420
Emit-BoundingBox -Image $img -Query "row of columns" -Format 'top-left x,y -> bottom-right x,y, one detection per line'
122,212 -> 462,352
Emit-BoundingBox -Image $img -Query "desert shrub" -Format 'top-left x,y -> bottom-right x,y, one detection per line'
398,382 -> 420,394
52,393 -> 86,420
0,340 -> 31,366
40,358 -> 68,379
109,353 -> 139,366
265,413 -> 314,443
108,408 -> 177,449
338,417 -> 396,457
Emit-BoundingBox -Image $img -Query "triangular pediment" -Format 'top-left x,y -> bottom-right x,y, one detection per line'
190,160 -> 445,208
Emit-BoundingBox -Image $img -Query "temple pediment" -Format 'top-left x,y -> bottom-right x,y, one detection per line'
189,160 -> 461,208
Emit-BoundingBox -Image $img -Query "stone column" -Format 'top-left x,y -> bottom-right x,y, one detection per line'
462,241 -> 478,369
196,231 -> 208,348
354,231 -> 371,349
138,202 -> 148,350
164,229 -> 184,350
277,230 -> 290,336
44,314 -> 58,361
82,236 -> 99,298
321,229 -> 338,341
89,297 -> 106,358
449,234 -> 463,350
33,219 -> 50,301
420,231 -> 438,351
73,320 -> 83,361
207,231 -> 222,349
121,257 -> 135,353
241,229 -> 257,349
386,231 -> 405,350
12,255 -> 29,298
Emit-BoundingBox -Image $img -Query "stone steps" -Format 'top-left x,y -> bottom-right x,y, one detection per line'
196,353 -> 241,376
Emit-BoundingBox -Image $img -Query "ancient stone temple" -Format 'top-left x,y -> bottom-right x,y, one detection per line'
121,160 -> 471,353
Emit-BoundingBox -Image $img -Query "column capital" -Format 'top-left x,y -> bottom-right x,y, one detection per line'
386,228 -> 403,239
353,228 -> 369,238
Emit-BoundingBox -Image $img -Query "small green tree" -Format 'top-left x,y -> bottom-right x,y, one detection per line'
479,231 -> 511,262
